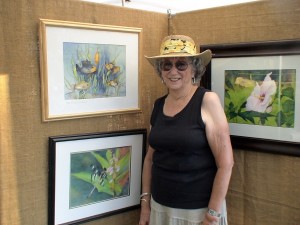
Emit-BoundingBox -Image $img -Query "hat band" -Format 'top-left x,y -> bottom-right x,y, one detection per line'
160,39 -> 197,55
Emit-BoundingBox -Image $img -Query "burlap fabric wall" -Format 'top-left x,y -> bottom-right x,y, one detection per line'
0,0 -> 167,224
0,0 -> 299,224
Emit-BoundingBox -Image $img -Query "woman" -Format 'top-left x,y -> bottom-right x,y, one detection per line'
139,35 -> 234,225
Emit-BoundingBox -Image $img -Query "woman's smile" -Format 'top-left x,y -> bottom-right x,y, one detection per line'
168,77 -> 181,82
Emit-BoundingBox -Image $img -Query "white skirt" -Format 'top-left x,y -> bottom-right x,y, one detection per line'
149,198 -> 228,225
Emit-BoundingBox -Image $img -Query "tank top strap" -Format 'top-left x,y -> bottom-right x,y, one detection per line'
150,94 -> 167,126
186,87 -> 210,127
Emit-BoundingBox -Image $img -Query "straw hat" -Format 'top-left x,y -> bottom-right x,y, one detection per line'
145,35 -> 212,67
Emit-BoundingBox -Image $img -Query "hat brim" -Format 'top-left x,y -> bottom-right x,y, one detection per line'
145,49 -> 212,67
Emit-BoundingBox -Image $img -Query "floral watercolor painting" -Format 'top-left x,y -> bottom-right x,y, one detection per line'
70,146 -> 131,208
224,69 -> 296,128
63,42 -> 126,100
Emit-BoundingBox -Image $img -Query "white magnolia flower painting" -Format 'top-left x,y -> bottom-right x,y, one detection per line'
245,72 -> 277,113
224,69 -> 296,127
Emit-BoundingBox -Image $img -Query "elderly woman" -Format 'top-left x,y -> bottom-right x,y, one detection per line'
138,35 -> 234,225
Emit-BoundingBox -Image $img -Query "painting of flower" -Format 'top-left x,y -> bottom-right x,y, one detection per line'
63,42 -> 126,100
224,69 -> 296,127
69,146 -> 131,208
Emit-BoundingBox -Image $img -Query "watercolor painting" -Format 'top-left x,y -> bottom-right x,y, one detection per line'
63,42 -> 126,100
40,19 -> 141,121
48,129 -> 146,224
224,69 -> 296,128
70,146 -> 131,208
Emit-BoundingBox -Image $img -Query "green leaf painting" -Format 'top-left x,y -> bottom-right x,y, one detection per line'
224,69 -> 296,128
70,146 -> 131,208
63,42 -> 126,100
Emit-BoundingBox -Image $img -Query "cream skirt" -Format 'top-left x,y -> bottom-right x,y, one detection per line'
149,198 -> 228,225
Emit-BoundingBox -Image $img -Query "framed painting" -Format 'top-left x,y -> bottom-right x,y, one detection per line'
39,19 -> 142,121
201,40 -> 300,156
48,129 -> 147,225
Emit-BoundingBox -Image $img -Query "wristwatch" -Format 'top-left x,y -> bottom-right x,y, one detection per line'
208,209 -> 221,218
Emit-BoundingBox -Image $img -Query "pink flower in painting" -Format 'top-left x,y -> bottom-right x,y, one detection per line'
246,72 -> 277,113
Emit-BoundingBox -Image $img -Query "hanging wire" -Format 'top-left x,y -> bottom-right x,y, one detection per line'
122,0 -> 131,7
167,9 -> 176,35
167,9 -> 172,18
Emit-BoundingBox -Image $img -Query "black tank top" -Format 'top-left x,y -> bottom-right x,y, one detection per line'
149,87 -> 217,209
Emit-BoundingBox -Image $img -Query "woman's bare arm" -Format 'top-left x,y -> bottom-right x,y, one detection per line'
202,91 -> 234,222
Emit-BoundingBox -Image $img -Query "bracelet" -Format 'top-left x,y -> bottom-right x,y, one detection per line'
140,199 -> 148,204
207,209 -> 221,218
140,192 -> 151,199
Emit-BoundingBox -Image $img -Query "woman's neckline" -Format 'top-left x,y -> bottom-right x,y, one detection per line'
163,86 -> 199,118
168,85 -> 195,101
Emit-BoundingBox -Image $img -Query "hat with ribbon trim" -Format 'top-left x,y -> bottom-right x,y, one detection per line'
145,35 -> 212,67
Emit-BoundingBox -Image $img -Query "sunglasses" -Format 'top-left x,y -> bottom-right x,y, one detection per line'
160,60 -> 191,71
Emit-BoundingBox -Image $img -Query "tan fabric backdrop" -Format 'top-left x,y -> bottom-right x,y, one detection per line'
0,0 -> 299,224
0,0 -> 167,224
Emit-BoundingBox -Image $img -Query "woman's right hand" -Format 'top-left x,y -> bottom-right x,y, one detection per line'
139,145 -> 154,225
138,202 -> 151,225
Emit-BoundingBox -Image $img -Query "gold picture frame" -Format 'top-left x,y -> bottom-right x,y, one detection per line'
39,19 -> 142,121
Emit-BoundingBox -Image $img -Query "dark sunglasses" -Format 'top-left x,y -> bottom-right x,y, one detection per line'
160,60 -> 191,71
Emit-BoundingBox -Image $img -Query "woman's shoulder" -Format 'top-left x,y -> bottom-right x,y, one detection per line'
196,87 -> 216,99
203,89 -> 218,99
202,90 -> 222,110
202,91 -> 223,111
197,86 -> 211,94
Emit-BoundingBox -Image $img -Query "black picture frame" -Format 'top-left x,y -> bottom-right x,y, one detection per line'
48,129 -> 147,225
201,39 -> 300,156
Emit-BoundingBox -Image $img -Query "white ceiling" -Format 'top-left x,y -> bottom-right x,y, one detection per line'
83,0 -> 259,14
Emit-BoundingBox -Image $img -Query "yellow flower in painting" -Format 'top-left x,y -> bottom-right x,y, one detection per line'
94,50 -> 101,66
235,77 -> 256,87
105,62 -> 114,70
74,81 -> 90,90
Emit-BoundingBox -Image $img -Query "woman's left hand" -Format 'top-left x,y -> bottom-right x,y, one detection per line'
200,213 -> 219,225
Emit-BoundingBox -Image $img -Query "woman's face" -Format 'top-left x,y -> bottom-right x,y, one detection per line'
160,57 -> 193,90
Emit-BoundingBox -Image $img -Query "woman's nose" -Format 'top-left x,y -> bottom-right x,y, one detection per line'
169,64 -> 178,73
